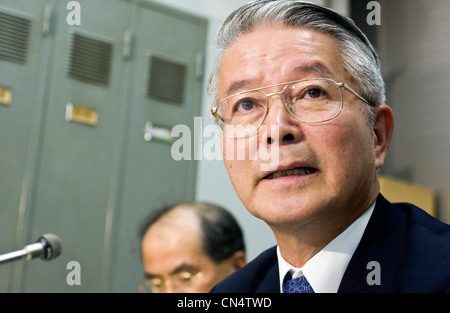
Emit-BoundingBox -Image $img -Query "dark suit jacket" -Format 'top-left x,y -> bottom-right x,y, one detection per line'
211,194 -> 450,293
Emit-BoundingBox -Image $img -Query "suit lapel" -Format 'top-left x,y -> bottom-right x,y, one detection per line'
338,194 -> 407,293
255,259 -> 280,293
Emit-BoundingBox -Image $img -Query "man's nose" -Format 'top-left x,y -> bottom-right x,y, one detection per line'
262,96 -> 305,145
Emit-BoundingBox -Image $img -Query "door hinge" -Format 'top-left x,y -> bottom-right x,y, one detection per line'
41,3 -> 54,37
122,29 -> 133,60
195,51 -> 205,80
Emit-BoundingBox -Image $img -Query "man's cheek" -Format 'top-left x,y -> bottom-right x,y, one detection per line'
222,137 -> 252,162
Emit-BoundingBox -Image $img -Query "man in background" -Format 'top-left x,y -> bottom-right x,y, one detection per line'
139,202 -> 246,293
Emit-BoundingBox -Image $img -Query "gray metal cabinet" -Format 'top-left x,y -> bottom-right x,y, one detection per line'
0,0 -> 207,292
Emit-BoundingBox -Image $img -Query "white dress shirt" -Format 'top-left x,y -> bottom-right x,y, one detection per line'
277,201 -> 375,293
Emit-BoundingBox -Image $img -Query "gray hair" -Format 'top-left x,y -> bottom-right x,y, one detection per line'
207,0 -> 386,125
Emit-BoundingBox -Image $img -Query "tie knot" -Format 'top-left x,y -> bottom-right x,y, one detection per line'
284,273 -> 314,293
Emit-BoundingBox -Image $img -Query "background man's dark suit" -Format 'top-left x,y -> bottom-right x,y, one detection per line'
211,194 -> 450,293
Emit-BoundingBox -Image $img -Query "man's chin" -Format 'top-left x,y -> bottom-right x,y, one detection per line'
248,201 -> 323,228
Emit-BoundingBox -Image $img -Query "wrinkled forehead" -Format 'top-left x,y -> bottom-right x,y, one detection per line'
219,25 -> 346,97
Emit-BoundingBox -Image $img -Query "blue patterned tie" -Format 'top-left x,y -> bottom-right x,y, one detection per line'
284,272 -> 315,293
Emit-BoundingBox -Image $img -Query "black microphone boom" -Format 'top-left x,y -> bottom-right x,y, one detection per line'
0,234 -> 62,265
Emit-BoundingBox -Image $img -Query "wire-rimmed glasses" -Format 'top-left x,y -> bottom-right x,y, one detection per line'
138,271 -> 204,293
211,78 -> 370,138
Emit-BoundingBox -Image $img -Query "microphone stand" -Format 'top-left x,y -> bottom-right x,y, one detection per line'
0,234 -> 61,265
0,243 -> 44,265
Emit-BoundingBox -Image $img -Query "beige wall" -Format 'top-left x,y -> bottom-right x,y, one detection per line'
378,0 -> 450,223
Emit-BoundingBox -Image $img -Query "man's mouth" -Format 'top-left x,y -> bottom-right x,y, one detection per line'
263,167 -> 317,180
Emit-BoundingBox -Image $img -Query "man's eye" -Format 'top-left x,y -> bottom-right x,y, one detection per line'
305,87 -> 326,99
234,99 -> 258,113
179,273 -> 193,282
150,278 -> 163,287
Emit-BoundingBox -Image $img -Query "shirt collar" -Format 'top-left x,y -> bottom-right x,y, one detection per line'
277,201 -> 375,293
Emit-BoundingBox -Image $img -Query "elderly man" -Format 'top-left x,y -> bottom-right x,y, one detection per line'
209,0 -> 449,293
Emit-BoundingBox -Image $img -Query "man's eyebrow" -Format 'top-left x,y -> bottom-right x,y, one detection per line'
144,272 -> 158,279
292,63 -> 333,79
224,79 -> 254,98
144,263 -> 199,279
223,62 -> 334,97
170,263 -> 200,275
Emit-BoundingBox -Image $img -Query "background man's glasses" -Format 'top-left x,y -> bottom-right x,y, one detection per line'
138,271 -> 204,293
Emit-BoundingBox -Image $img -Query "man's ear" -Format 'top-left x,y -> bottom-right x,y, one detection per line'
230,250 -> 247,270
373,104 -> 395,170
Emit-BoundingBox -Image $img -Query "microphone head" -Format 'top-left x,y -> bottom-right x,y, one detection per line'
37,234 -> 62,261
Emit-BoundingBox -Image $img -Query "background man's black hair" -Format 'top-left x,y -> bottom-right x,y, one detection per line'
139,202 -> 245,263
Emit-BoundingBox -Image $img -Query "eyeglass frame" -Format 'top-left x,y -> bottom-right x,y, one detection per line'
138,271 -> 204,292
211,77 -> 371,138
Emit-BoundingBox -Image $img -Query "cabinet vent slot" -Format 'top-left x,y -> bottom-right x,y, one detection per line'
0,11 -> 31,64
147,55 -> 186,105
67,33 -> 113,86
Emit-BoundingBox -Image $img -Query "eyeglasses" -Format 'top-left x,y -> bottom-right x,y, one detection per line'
211,78 -> 370,138
138,271 -> 204,293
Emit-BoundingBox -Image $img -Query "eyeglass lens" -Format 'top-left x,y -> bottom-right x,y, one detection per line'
217,79 -> 343,137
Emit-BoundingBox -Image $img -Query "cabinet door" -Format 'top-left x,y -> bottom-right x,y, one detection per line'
21,0 -> 134,292
0,0 -> 51,292
107,3 -> 207,292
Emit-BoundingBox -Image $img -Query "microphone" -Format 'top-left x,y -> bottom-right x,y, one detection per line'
0,234 -> 62,265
